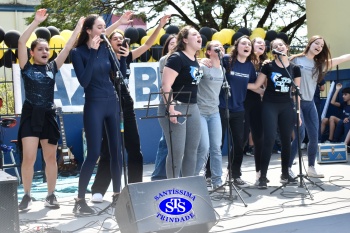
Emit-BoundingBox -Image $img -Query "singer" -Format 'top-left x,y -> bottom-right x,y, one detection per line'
288,35 -> 350,179
71,12 -> 132,214
158,26 -> 203,179
194,40 -> 224,191
218,35 -> 258,188
248,38 -> 301,189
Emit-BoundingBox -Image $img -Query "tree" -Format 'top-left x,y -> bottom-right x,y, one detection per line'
26,0 -> 306,45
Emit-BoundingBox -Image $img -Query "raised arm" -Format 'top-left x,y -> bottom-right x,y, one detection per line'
105,11 -> 134,36
131,15 -> 171,60
330,83 -> 342,107
328,54 -> 350,68
55,17 -> 85,69
18,9 -> 48,69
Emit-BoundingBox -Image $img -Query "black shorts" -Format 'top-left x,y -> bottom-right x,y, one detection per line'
20,117 -> 58,145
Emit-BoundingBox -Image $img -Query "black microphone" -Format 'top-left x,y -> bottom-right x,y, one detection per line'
214,47 -> 221,53
100,34 -> 112,48
272,49 -> 286,56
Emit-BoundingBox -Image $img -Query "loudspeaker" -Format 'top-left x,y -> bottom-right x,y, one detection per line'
115,176 -> 216,233
0,170 -> 19,233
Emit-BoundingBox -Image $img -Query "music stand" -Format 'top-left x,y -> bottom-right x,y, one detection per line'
141,88 -> 192,178
270,54 -> 324,198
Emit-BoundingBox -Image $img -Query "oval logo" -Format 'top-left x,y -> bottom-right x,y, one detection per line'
159,198 -> 192,215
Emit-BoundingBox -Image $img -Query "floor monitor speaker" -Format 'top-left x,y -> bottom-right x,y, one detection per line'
115,176 -> 216,233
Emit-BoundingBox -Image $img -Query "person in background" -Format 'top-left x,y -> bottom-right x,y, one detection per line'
151,34 -> 177,181
71,12 -> 132,214
329,84 -> 350,142
194,40 -> 224,191
314,80 -> 326,141
17,9 -> 84,210
248,38 -> 301,189
158,26 -> 203,179
90,15 -> 170,203
243,37 -> 266,186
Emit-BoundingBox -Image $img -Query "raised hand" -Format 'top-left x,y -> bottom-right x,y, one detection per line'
119,11 -> 134,25
34,8 -> 49,24
76,17 -> 85,30
159,15 -> 171,28
336,83 -> 342,90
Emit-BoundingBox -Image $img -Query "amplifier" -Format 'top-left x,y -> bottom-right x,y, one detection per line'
0,170 -> 19,233
317,143 -> 348,164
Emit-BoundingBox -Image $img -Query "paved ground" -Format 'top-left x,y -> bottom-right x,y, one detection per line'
14,152 -> 350,233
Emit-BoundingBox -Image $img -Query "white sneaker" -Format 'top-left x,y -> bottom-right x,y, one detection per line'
307,166 -> 324,178
288,168 -> 296,179
91,193 -> 103,203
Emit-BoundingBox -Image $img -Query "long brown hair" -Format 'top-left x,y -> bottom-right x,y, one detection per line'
290,35 -> 331,82
228,35 -> 257,71
170,25 -> 193,55
74,14 -> 100,48
251,37 -> 268,70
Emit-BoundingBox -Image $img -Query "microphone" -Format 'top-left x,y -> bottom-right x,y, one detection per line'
213,47 -> 221,53
272,49 -> 286,56
100,34 -> 112,48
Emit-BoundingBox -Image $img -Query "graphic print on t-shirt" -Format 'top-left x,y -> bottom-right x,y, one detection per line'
271,72 -> 291,93
189,66 -> 203,85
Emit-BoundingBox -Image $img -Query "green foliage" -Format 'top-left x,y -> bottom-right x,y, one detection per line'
0,82 -> 15,115
26,0 -> 306,44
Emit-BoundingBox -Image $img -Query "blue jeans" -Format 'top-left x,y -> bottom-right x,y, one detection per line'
195,112 -> 222,186
333,119 -> 350,142
151,134 -> 168,181
289,101 -> 319,167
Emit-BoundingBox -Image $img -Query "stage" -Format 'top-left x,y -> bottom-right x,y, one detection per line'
15,152 -> 350,233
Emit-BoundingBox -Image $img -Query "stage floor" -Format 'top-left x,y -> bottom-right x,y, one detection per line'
16,152 -> 350,233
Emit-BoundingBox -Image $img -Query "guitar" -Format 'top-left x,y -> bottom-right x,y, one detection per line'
56,107 -> 77,174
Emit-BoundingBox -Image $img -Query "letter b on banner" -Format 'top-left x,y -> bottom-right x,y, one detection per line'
129,62 -> 161,109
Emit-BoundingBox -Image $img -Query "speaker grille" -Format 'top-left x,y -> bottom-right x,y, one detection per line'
0,171 -> 19,233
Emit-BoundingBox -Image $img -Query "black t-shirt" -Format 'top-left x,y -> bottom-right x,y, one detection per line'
165,51 -> 203,103
262,61 -> 301,103
21,61 -> 58,108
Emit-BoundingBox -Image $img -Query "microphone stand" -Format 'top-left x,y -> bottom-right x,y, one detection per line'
210,52 -> 250,206
270,54 -> 324,198
97,41 -> 128,215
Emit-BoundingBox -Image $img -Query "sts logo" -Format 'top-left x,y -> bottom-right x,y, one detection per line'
154,188 -> 196,223
159,198 -> 192,215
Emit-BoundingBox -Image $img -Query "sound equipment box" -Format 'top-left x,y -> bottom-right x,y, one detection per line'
115,176 -> 217,233
317,143 -> 348,164
0,170 -> 19,233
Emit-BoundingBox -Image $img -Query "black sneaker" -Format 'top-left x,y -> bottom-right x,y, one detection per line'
258,177 -> 268,189
245,146 -> 254,157
45,194 -> 60,209
19,194 -> 32,210
280,174 -> 289,184
73,198 -> 95,214
233,178 -> 249,188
